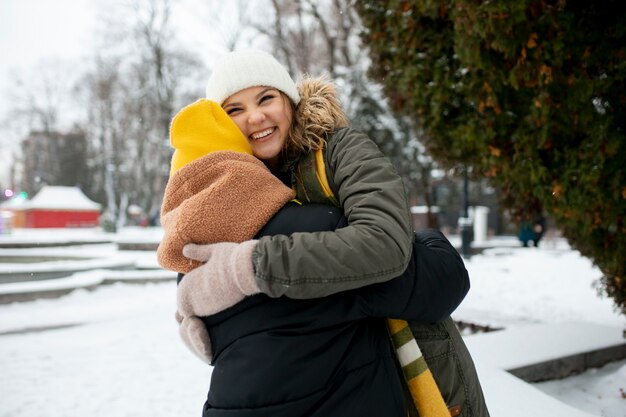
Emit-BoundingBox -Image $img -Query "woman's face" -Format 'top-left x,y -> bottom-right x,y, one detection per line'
222,86 -> 293,168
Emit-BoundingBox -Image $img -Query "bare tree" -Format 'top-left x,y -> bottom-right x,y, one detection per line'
178,0 -> 254,52
75,0 -> 205,227
130,0 -> 178,218
78,56 -> 129,229
4,60 -> 91,197
7,64 -> 62,134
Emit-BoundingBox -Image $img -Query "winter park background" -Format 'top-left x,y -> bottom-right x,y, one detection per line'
1,1 -> 625,417
0,227 -> 624,417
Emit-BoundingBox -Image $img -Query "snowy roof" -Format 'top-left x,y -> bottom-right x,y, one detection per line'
21,186 -> 102,211
0,194 -> 28,208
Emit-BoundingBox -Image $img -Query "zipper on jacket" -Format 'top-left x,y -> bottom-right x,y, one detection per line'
288,163 -> 298,190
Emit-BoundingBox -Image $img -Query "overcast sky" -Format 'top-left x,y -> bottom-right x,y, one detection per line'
0,0 -> 256,185
0,0 -> 99,108
0,0 -> 249,114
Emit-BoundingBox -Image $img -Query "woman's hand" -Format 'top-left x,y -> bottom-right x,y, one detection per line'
176,240 -> 260,318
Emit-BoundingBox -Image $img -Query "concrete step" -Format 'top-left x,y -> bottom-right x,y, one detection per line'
464,322 -> 626,417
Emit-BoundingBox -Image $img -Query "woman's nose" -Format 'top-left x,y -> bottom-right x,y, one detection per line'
248,109 -> 265,124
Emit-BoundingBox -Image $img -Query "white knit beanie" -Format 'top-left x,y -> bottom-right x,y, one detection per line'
205,49 -> 301,105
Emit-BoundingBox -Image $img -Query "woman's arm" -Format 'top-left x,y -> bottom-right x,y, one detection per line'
355,229 -> 470,323
180,206 -> 469,323
253,128 -> 414,298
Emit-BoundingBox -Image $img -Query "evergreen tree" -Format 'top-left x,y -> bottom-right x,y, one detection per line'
357,0 -> 625,313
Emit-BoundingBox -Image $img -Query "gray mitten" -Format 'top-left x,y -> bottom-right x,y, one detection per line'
175,311 -> 213,363
178,240 -> 260,317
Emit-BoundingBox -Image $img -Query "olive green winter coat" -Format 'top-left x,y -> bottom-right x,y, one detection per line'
251,77 -> 490,416
252,125 -> 414,298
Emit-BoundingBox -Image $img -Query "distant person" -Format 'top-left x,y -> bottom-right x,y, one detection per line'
519,214 -> 547,247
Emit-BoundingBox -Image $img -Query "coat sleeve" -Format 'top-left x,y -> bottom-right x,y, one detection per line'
354,229 -> 470,323
252,128 -> 414,298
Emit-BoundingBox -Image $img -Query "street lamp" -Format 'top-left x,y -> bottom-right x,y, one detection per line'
459,167 -> 473,258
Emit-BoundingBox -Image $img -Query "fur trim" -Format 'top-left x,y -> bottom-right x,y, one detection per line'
297,75 -> 350,140
286,76 -> 350,157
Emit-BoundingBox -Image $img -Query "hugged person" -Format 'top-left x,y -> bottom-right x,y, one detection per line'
158,49 -> 489,417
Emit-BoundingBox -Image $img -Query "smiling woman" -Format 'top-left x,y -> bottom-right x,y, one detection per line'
222,87 -> 293,169
205,49 -> 302,171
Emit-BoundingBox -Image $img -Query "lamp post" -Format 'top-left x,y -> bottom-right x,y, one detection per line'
459,168 -> 473,258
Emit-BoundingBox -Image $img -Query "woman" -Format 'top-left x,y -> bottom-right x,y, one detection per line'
158,98 -> 467,416
174,49 -> 489,416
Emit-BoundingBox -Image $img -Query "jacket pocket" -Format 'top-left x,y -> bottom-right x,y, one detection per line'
409,317 -> 490,417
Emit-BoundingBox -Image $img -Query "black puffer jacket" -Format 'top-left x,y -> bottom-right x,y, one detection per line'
200,203 -> 469,416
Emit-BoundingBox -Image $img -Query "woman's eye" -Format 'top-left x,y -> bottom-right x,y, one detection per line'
259,94 -> 275,104
225,107 -> 241,115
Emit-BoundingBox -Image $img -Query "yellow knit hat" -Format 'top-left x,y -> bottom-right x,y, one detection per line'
169,99 -> 252,176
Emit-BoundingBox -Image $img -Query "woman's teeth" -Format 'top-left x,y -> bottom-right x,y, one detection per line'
251,128 -> 274,140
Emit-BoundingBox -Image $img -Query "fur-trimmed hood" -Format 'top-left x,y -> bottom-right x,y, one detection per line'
295,76 -> 349,130
284,76 -> 350,163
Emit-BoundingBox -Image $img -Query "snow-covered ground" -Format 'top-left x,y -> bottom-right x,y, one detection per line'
0,228 -> 624,417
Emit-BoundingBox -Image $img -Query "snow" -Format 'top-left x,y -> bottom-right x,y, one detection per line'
465,322 -> 623,370
19,186 -> 102,210
452,241 -> 624,329
539,360 -> 626,417
0,251 -> 135,276
0,194 -> 28,208
0,228 -> 624,417
464,323 -> 625,417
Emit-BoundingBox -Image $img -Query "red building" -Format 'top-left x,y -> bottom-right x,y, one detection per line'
20,186 -> 102,228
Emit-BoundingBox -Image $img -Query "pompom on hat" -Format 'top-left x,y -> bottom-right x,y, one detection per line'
169,99 -> 252,176
205,49 -> 300,105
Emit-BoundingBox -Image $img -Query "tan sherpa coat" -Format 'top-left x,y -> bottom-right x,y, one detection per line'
157,151 -> 295,273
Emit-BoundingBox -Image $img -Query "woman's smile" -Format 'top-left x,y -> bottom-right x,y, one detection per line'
250,127 -> 276,141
